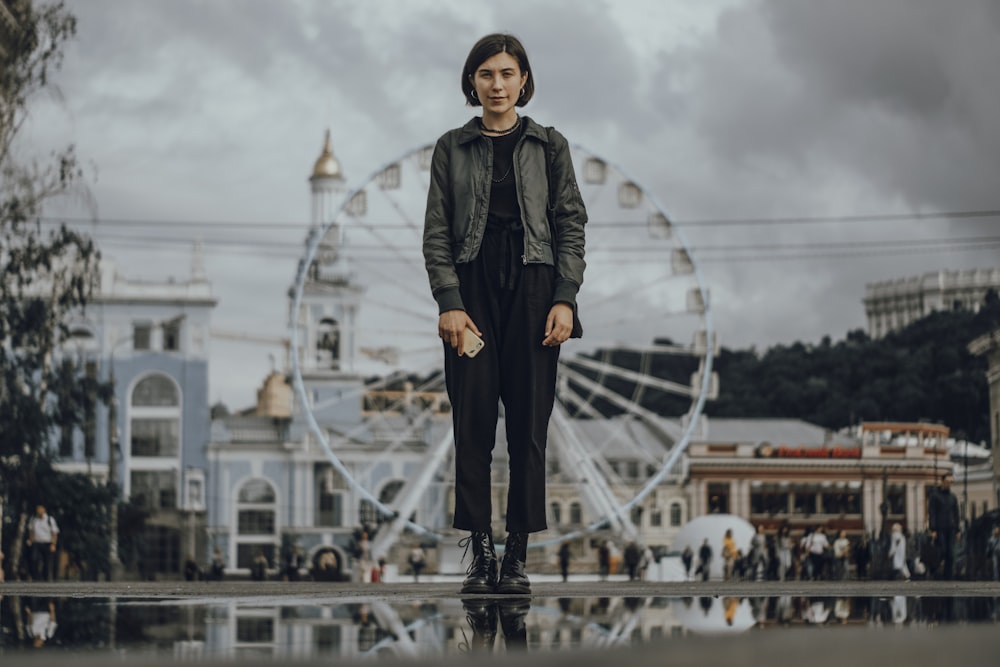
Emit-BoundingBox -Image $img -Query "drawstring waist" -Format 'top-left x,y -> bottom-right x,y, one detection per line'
482,221 -> 524,291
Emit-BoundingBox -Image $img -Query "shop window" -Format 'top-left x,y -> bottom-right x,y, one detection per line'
751,487 -> 789,516
886,485 -> 906,515
821,491 -> 861,515
793,488 -> 817,515
708,483 -> 730,514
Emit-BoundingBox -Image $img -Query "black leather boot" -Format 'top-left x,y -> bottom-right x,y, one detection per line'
497,532 -> 531,595
460,531 -> 498,594
460,599 -> 498,653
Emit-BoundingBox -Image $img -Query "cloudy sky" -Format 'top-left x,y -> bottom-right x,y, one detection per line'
20,0 -> 1000,408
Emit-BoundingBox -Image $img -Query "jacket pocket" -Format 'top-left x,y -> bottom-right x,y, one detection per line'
529,240 -> 554,265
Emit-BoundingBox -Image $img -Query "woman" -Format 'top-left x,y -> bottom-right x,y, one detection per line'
722,529 -> 737,581
423,33 -> 587,595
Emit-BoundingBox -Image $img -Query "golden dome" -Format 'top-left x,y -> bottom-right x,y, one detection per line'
310,130 -> 343,180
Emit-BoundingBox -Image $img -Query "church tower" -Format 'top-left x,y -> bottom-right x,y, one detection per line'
294,130 -> 365,379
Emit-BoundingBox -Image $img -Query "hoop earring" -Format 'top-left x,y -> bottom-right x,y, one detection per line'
470,89 -> 478,101
520,88 -> 525,97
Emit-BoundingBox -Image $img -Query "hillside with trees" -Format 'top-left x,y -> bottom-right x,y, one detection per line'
566,290 -> 999,444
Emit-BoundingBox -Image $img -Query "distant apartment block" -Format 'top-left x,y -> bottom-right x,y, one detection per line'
863,268 -> 1000,339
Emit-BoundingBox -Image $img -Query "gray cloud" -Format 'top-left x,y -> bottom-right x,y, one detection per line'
33,0 -> 999,406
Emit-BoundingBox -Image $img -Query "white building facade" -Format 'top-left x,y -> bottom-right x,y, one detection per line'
864,268 -> 1000,339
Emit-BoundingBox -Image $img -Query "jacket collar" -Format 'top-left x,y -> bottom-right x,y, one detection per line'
458,115 -> 548,145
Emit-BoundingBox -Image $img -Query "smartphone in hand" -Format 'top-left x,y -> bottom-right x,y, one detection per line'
462,327 -> 485,358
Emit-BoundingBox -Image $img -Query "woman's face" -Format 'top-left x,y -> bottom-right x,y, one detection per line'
470,51 -> 527,118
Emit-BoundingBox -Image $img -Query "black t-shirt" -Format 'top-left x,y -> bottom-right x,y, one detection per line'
486,128 -> 522,229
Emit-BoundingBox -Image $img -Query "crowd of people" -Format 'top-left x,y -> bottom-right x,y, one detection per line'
676,474 -> 1000,582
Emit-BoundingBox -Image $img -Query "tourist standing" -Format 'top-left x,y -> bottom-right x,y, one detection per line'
423,33 -> 587,596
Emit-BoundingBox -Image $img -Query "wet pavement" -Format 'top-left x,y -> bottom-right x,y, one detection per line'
1,580 -> 999,665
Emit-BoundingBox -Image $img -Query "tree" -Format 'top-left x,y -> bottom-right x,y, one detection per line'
1,1 -> 106,579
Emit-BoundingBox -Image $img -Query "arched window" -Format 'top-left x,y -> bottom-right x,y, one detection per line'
236,478 -> 278,569
133,374 -> 179,407
130,374 -> 180,457
669,502 -> 683,527
550,502 -> 563,525
569,502 -> 583,525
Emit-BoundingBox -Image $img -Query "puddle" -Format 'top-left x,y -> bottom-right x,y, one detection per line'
1,595 -> 998,659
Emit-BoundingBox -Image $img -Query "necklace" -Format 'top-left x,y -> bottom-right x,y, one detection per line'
492,163 -> 513,183
479,115 -> 520,136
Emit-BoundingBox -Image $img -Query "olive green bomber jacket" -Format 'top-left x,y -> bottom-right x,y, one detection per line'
422,116 -> 587,313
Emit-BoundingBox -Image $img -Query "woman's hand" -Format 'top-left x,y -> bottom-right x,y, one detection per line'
543,303 -> 574,346
438,309 -> 481,355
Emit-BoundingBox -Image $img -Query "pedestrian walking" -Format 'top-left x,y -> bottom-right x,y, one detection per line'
681,545 -> 694,581
722,529 -> 737,581
855,533 -> 872,580
750,525 -> 768,581
697,538 -> 712,581
423,33 -> 587,596
558,542 -> 572,582
833,530 -> 850,580
598,540 -> 611,581
408,545 -> 426,582
27,505 -> 59,581
776,526 -> 792,581
208,547 -> 226,581
807,527 -> 831,581
623,541 -> 641,581
889,523 -> 910,581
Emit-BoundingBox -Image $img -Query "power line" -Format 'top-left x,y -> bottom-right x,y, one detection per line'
35,207 -> 1000,231
89,231 -> 1000,254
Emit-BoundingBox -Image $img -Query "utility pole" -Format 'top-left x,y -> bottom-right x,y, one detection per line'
107,364 -> 123,581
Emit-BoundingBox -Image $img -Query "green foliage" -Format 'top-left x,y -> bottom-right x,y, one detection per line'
38,466 -> 114,579
1,460 -> 120,580
706,293 -> 998,442
1,1 -> 112,579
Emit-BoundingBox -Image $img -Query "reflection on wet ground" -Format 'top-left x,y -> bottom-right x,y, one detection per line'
2,594 -> 999,660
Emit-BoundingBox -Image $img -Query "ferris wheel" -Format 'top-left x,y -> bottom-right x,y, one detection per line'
289,137 -> 716,555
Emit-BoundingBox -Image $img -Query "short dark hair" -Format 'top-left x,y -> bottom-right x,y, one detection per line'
461,33 -> 534,107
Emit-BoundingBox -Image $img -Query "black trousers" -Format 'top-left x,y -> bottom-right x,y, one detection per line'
445,232 -> 559,534
938,529 -> 956,579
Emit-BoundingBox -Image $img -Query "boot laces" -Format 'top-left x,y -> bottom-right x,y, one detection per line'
459,532 -> 494,575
